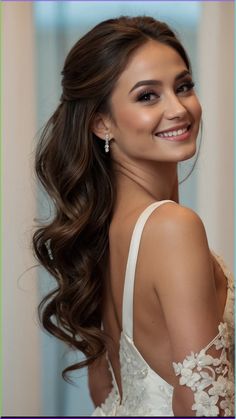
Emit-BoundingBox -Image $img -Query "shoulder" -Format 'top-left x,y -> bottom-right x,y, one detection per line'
146,201 -> 206,237
142,202 -> 220,356
144,201 -> 209,256
141,201 -> 214,292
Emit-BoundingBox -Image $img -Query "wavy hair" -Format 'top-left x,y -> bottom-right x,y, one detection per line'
33,15 -> 192,379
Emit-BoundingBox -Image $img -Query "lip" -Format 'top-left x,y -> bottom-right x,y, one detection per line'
155,124 -> 192,142
156,123 -> 191,135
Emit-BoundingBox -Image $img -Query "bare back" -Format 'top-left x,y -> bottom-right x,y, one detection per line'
101,200 -> 228,398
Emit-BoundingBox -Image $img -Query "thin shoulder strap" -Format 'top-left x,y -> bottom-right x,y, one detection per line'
122,200 -> 175,339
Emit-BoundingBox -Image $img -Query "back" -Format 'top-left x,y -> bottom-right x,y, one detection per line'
103,201 -> 177,387
92,200 -> 234,416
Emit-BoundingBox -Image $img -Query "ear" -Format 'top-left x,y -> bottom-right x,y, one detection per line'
91,113 -> 112,140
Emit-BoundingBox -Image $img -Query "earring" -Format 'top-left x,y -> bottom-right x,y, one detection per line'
105,133 -> 110,153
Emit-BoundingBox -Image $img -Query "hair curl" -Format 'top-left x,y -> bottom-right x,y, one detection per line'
33,15 -> 192,379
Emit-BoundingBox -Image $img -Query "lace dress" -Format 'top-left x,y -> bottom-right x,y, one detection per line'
92,201 -> 235,417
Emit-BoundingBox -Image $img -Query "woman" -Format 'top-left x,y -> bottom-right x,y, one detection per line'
33,16 -> 234,416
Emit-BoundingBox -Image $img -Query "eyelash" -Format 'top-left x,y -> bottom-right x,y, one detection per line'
137,81 -> 195,102
176,81 -> 195,94
137,90 -> 159,102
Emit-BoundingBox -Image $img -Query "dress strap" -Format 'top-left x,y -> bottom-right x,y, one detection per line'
122,200 -> 175,339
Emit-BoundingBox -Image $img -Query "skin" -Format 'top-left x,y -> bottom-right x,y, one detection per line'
94,40 -> 202,209
91,41 -> 227,415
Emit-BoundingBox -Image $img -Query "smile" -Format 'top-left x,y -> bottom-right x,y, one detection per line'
155,124 -> 192,142
158,127 -> 188,138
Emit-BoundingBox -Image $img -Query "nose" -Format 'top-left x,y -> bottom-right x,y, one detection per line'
163,93 -> 188,120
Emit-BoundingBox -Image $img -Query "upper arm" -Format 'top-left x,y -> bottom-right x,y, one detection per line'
149,204 -> 220,358
145,204 -> 228,415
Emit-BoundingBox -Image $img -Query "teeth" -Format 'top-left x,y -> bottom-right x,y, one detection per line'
158,127 -> 188,138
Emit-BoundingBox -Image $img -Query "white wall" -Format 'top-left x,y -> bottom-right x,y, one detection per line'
2,3 -> 42,415
197,2 -> 234,270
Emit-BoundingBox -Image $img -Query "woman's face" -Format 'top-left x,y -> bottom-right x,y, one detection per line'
108,40 -> 202,163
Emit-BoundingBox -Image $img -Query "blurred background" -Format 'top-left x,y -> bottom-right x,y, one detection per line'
3,1 -> 234,416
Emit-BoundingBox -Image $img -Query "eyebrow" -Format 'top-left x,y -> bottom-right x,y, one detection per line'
129,70 -> 191,94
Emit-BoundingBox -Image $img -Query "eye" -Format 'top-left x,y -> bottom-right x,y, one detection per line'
137,90 -> 160,102
176,81 -> 195,94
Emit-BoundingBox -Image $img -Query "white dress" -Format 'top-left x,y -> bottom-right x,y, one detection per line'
92,201 -> 235,416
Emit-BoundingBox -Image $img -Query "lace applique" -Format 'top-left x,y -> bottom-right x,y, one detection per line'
93,332 -> 173,416
93,332 -> 152,416
173,322 -> 234,417
97,386 -> 120,416
115,332 -> 152,416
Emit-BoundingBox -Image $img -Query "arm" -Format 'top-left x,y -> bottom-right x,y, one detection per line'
147,204 -> 233,416
88,353 -> 113,407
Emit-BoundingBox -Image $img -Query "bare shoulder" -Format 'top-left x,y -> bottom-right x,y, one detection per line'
146,201 -> 207,237
145,202 -> 211,266
142,201 -> 214,291
142,201 -> 219,357
144,201 -> 209,256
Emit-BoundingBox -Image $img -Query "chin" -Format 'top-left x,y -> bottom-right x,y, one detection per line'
175,144 -> 197,162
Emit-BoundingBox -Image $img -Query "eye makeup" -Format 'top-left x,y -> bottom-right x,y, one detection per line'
176,80 -> 195,94
137,90 -> 160,102
135,78 -> 195,103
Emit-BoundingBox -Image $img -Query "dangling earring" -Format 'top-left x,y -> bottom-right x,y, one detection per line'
104,133 -> 110,153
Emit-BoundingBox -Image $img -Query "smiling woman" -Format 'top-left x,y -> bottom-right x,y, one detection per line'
95,40 -> 201,167
33,16 -> 234,417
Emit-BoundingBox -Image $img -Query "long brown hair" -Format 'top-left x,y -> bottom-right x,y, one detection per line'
33,15 -> 192,379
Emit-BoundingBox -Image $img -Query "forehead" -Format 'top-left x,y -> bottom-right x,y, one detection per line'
115,40 -> 188,90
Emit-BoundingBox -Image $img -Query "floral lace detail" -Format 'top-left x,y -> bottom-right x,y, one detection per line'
212,250 -> 235,370
92,251 -> 234,417
96,386 -> 120,416
173,322 -> 234,417
93,332 -> 173,416
115,332 -> 152,416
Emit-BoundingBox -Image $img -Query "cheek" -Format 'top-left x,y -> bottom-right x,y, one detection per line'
191,97 -> 202,122
114,105 -> 161,134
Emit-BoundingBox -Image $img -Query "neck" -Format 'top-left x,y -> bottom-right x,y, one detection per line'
112,157 -> 178,212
